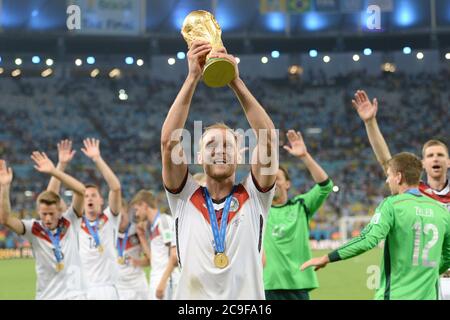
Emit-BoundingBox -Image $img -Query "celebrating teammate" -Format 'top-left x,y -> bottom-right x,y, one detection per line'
161,41 -> 278,299
115,199 -> 150,300
301,153 -> 450,300
79,138 -> 122,300
130,190 -> 179,300
264,130 -> 333,300
352,90 -> 450,299
0,154 -> 86,300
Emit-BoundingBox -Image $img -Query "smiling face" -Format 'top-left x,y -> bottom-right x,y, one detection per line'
200,128 -> 238,181
422,144 -> 449,181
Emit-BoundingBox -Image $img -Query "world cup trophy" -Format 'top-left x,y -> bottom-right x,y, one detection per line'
181,10 -> 235,88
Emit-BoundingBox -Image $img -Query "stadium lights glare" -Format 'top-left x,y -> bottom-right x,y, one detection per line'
363,48 -> 372,56
416,52 -> 424,60
309,49 -> 318,58
118,89 -> 128,101
382,62 -> 396,73
32,56 -> 41,64
446,53 -> 450,60
45,58 -> 54,66
323,55 -> 331,63
168,58 -> 176,65
125,57 -> 134,65
64,190 -> 73,197
271,50 -> 280,58
41,68 -> 53,78
261,56 -> 268,64
87,56 -> 96,65
288,65 -> 303,76
353,54 -> 360,62
136,59 -> 144,66
11,69 -> 21,77
0,56 -> 2,63
109,68 -> 121,78
75,59 -> 83,66
332,185 -> 340,193
24,191 -> 33,197
235,57 -> 240,64
15,58 -> 22,66
0,68 -> 3,75
90,68 -> 99,78
177,52 -> 186,60
403,47 -> 412,55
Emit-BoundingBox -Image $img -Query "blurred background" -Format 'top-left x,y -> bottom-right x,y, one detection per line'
0,0 -> 448,252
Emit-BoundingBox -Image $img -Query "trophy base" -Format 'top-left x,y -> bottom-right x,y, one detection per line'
202,58 -> 235,88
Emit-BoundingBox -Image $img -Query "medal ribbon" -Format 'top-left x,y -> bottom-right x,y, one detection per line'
83,216 -> 101,248
202,186 -> 235,254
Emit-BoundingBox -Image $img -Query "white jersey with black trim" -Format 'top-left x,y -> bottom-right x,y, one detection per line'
79,206 -> 120,287
147,213 -> 179,300
165,173 -> 275,300
21,207 -> 87,300
116,223 -> 149,296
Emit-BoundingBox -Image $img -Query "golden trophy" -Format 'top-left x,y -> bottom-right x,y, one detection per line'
181,10 -> 236,88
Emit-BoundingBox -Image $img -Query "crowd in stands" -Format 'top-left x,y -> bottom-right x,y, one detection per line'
0,67 -> 448,247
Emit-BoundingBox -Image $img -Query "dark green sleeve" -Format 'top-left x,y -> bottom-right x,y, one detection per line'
328,198 -> 394,262
293,178 -> 333,218
440,221 -> 450,275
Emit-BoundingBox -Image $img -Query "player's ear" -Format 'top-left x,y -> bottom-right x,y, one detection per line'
197,151 -> 203,165
286,180 -> 291,190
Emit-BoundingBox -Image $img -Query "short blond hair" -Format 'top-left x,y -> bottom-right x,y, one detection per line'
422,139 -> 449,158
130,190 -> 157,209
388,152 -> 423,186
199,122 -> 238,149
36,191 -> 61,209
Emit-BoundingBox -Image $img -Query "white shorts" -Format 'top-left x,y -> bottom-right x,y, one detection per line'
439,278 -> 450,300
87,285 -> 119,300
117,280 -> 149,300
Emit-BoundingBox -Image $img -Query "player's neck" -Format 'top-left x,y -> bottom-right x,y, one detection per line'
398,184 -> 420,194
205,176 -> 235,201
272,193 -> 288,206
426,175 -> 447,191
147,209 -> 158,224
85,211 -> 99,222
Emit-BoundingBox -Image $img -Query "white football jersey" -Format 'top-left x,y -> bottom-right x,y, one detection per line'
116,223 -> 149,294
165,173 -> 275,300
79,206 -> 120,287
21,207 -> 87,300
148,213 -> 179,300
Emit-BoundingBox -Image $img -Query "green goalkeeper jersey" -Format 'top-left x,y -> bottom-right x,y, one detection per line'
264,178 -> 333,291
328,189 -> 450,300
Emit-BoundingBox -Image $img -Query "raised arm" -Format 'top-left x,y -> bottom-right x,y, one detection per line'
31,152 -> 85,217
161,40 -> 211,191
47,139 -> 76,194
210,51 -> 278,189
81,138 -> 121,215
284,130 -> 328,183
352,90 -> 392,174
0,160 -> 24,235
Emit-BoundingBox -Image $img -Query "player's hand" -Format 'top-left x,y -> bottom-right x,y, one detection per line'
352,90 -> 378,123
81,138 -> 101,162
136,221 -> 147,238
0,160 -> 13,186
57,139 -> 76,165
209,50 -> 240,83
155,282 -> 166,300
187,40 -> 212,81
300,255 -> 330,272
283,130 -> 308,158
130,257 -> 142,267
31,152 -> 56,174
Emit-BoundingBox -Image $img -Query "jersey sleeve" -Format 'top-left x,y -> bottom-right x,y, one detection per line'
20,219 -> 35,241
159,214 -> 175,246
104,206 -> 121,229
293,178 -> 333,218
62,206 -> 81,227
328,198 -> 394,262
243,172 -> 275,219
440,221 -> 450,274
165,172 -> 199,220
